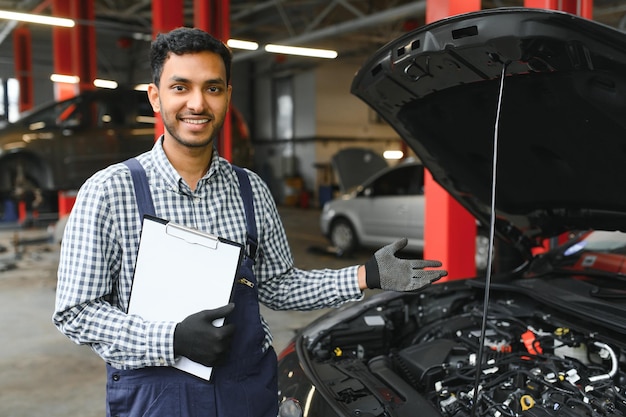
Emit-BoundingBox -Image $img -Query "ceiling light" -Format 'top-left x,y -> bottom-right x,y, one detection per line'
132,32 -> 152,42
383,150 -> 404,160
227,39 -> 259,51
265,44 -> 337,59
134,84 -> 150,91
94,79 -> 118,89
50,74 -> 79,84
0,10 -> 74,27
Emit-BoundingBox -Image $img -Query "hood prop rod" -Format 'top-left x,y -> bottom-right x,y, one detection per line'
471,59 -> 509,417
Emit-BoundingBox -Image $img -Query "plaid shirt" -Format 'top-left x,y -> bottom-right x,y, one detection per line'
53,138 -> 362,369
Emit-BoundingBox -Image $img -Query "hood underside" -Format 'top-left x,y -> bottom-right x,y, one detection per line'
351,8 -> 626,246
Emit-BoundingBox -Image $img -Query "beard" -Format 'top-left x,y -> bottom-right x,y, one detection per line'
161,110 -> 226,149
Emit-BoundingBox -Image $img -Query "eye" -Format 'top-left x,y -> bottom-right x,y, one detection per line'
207,85 -> 221,93
172,85 -> 186,92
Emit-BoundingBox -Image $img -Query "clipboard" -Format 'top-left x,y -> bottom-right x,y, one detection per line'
127,215 -> 243,381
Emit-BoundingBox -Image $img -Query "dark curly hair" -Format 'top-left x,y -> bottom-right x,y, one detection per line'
150,27 -> 232,87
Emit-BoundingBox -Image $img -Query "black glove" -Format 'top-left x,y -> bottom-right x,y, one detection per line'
365,238 -> 447,291
173,303 -> 235,367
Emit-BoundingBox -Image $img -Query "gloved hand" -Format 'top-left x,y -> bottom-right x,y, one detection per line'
173,303 -> 235,367
365,238 -> 447,291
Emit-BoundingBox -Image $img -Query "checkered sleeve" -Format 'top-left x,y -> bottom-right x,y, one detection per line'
52,170 -> 176,369
247,172 -> 364,311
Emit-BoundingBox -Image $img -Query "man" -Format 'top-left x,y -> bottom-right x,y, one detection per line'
53,27 -> 446,417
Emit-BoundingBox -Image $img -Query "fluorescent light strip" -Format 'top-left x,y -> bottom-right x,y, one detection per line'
50,74 -> 79,84
51,74 -> 119,89
94,79 -> 118,89
383,150 -> 404,160
227,39 -> 259,51
0,10 -> 74,27
265,44 -> 337,59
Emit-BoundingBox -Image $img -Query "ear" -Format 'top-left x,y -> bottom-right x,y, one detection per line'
147,83 -> 161,113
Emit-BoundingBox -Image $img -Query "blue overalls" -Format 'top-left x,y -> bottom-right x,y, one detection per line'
105,159 -> 278,417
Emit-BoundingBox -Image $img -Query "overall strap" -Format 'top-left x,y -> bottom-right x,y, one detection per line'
123,158 -> 156,220
233,165 -> 258,261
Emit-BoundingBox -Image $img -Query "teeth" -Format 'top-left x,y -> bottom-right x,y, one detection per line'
184,119 -> 209,124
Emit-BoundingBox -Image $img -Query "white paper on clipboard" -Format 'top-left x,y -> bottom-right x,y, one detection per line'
127,215 -> 243,381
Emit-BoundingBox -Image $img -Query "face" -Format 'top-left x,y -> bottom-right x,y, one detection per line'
147,51 -> 232,149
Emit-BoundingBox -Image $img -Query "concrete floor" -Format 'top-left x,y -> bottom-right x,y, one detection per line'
0,206 -> 372,417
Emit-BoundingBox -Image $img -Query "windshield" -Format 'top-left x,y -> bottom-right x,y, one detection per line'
16,96 -> 84,130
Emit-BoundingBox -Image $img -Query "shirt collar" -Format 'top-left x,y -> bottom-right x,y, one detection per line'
149,136 -> 225,192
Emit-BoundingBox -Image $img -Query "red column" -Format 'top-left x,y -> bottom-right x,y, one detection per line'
57,191 -> 77,218
152,0 -> 184,36
72,1 -> 96,92
12,27 -> 33,113
151,0 -> 184,142
194,0 -> 233,162
424,0 -> 481,280
52,0 -> 97,214
13,0 -> 53,112
426,0 -> 482,22
52,0 -> 76,101
524,0 -> 593,18
51,0 -> 96,100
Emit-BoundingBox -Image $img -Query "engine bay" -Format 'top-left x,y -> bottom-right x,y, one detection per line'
304,284 -> 626,417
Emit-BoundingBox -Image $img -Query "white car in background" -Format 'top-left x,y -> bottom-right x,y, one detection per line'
320,160 -> 489,271
320,161 -> 424,252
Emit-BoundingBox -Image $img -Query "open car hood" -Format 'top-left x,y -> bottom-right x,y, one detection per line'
351,8 -> 626,252
331,147 -> 388,193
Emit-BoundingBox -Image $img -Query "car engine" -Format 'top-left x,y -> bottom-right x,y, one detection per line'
303,283 -> 626,417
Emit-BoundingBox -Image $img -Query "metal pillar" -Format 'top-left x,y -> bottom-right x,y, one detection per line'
151,0 -> 184,142
194,0 -> 233,162
423,0 -> 481,280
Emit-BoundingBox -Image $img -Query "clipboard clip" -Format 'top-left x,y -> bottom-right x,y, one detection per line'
165,223 -> 219,250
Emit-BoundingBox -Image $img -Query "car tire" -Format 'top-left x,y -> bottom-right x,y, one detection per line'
329,218 -> 358,255
0,155 -> 53,216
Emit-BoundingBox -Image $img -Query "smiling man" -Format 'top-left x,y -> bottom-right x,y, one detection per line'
53,27 -> 446,417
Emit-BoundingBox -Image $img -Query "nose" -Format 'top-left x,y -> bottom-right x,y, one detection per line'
186,88 -> 207,113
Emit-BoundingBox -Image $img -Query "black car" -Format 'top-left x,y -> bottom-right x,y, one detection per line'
277,8 -> 626,417
0,88 -> 255,217
0,88 -> 156,213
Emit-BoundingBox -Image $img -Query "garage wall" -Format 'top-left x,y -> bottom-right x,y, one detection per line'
247,55 -> 408,206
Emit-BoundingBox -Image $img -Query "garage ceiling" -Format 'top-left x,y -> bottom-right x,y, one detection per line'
1,0 -> 625,59
0,0 -> 624,85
